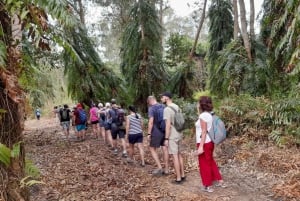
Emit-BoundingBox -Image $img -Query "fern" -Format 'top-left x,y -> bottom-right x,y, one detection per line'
25,159 -> 41,179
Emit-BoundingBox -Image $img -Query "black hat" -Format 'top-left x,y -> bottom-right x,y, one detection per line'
161,92 -> 172,99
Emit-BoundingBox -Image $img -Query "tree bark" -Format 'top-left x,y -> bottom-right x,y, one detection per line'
238,0 -> 252,62
232,0 -> 240,40
77,0 -> 85,25
249,0 -> 255,39
189,0 -> 207,59
159,0 -> 163,50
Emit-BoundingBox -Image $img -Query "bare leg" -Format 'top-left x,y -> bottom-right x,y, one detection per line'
172,154 -> 181,181
179,153 -> 185,178
121,138 -> 127,154
128,144 -> 134,159
150,147 -> 162,169
162,146 -> 169,173
137,143 -> 145,165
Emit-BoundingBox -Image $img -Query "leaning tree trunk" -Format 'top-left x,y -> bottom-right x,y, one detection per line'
239,0 -> 252,62
0,12 -> 28,201
189,0 -> 208,59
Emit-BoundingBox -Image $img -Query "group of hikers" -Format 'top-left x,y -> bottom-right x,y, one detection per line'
53,93 -> 226,193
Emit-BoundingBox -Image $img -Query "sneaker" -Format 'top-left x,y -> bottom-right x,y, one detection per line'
152,169 -> 163,176
122,153 -> 128,158
202,186 -> 214,193
215,182 -> 227,188
113,149 -> 118,155
126,158 -> 134,163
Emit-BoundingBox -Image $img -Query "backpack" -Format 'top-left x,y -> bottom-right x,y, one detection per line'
168,106 -> 185,132
78,109 -> 87,124
208,114 -> 227,144
111,108 -> 125,127
153,104 -> 166,133
60,109 -> 69,121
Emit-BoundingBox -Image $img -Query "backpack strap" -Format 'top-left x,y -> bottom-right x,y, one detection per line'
167,105 -> 178,113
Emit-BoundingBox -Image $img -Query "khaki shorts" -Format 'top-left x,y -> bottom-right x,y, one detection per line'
168,138 -> 182,154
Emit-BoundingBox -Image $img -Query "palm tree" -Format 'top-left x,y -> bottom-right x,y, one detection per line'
120,0 -> 166,111
207,0 -> 233,91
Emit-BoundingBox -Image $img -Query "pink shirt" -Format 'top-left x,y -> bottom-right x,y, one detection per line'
89,107 -> 99,122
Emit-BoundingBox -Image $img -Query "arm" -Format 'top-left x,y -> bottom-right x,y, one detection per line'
197,119 -> 207,154
125,116 -> 130,136
147,117 -> 154,136
164,118 -> 171,146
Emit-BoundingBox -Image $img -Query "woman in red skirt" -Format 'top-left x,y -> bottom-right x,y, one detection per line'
195,96 -> 226,193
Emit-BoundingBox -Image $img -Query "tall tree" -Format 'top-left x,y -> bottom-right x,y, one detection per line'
189,0 -> 208,58
238,0 -> 252,61
207,0 -> 234,93
232,0 -> 240,40
120,0 -> 166,111
0,1 -> 77,200
249,0 -> 255,39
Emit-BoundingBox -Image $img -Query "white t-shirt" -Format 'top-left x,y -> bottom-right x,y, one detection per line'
195,111 -> 212,143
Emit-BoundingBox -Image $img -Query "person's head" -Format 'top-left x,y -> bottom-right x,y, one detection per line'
105,102 -> 111,108
128,105 -> 136,113
91,103 -> 96,108
129,105 -> 139,119
147,96 -> 157,106
63,104 -> 68,109
77,103 -> 83,109
161,92 -> 172,104
111,98 -> 116,104
199,96 -> 213,112
98,103 -> 103,108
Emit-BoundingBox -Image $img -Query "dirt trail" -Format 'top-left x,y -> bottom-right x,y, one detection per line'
24,118 -> 299,201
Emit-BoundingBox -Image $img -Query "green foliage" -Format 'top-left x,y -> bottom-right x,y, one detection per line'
220,94 -> 300,146
0,142 -> 21,167
165,33 -> 192,67
25,159 -> 40,179
207,0 -> 233,65
120,0 -> 166,110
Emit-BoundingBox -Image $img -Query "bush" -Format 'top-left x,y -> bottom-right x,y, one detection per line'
219,94 -> 300,146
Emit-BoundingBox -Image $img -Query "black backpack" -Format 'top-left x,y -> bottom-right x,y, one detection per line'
60,109 -> 70,121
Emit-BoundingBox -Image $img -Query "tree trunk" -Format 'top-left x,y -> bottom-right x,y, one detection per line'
249,0 -> 255,39
77,0 -> 85,25
189,0 -> 207,59
233,0 -> 240,40
0,13 -> 28,201
238,0 -> 252,62
159,0 -> 163,51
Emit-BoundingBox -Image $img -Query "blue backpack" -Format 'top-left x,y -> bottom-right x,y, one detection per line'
208,114 -> 226,144
153,104 -> 166,133
78,109 -> 87,124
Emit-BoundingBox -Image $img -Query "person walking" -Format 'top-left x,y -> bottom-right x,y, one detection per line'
147,95 -> 169,175
126,105 -> 145,166
195,96 -> 226,192
104,102 -> 114,147
73,103 -> 87,141
35,108 -> 41,120
97,103 -> 107,143
89,103 -> 100,139
110,100 -> 127,157
161,92 -> 185,184
59,104 -> 71,142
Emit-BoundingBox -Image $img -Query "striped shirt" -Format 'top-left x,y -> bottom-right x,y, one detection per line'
128,114 -> 142,135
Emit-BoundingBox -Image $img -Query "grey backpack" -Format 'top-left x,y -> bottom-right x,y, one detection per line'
168,106 -> 185,132
208,114 -> 227,144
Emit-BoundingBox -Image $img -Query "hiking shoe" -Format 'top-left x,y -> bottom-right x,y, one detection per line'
171,179 -> 182,185
113,149 -> 118,155
126,158 -> 134,163
215,182 -> 227,188
152,169 -> 163,176
122,153 -> 128,158
202,186 -> 214,193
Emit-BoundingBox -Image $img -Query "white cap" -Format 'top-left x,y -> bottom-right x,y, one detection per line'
98,103 -> 103,107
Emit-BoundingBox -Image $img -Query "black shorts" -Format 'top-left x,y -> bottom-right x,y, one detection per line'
104,122 -> 111,130
111,128 -> 125,140
91,120 -> 99,124
150,132 -> 165,148
128,133 -> 143,144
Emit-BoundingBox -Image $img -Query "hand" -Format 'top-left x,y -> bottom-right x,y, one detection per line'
164,139 -> 169,147
197,147 -> 204,155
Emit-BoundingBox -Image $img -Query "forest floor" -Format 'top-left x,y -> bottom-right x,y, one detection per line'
24,118 -> 299,201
